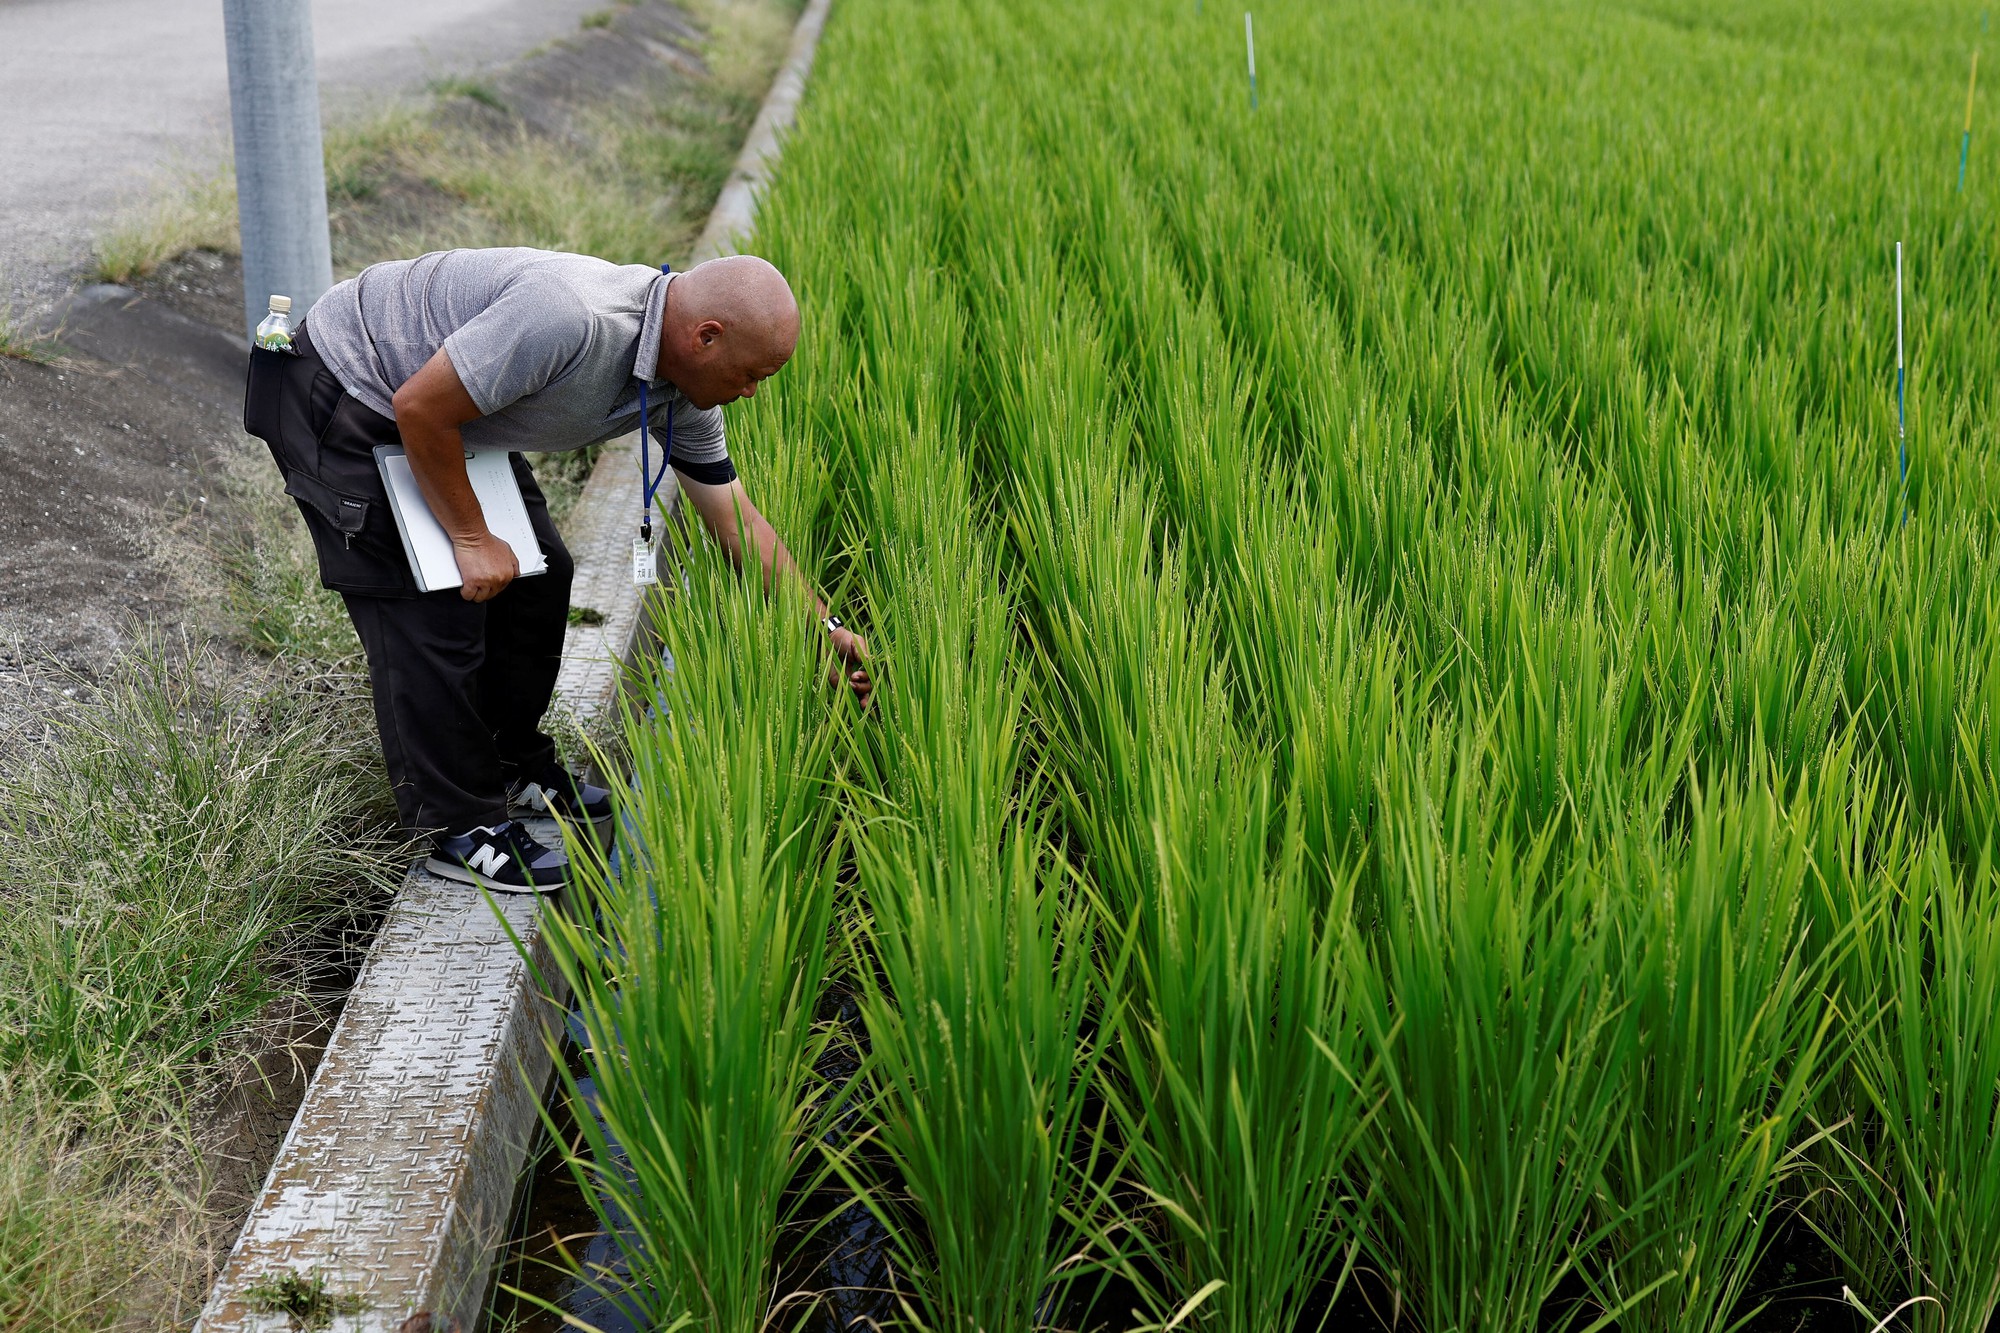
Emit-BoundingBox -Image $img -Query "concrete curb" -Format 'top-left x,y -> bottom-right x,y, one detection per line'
190,0 -> 836,1322
690,0 -> 832,265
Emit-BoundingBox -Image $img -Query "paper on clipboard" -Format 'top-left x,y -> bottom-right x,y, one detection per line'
373,446 -> 548,593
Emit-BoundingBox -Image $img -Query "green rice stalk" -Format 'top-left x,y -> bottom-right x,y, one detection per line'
533,549 -> 842,1331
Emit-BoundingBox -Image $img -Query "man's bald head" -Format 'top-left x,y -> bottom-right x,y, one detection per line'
657,254 -> 800,409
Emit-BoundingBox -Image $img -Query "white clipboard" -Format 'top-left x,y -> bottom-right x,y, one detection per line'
372,446 -> 549,593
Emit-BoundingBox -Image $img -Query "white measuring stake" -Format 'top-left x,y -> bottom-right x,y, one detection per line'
1896,240 -> 1909,505
1896,241 -> 1906,440
1245,12 -> 1258,108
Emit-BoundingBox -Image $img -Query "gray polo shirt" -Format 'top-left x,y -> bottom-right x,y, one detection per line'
305,247 -> 736,484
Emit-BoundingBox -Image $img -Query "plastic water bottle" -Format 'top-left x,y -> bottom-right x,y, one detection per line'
255,294 -> 294,352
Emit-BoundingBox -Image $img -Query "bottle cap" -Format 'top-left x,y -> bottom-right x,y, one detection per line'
268,295 -> 292,313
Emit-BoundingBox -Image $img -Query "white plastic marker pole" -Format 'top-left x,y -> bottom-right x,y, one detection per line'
1897,241 -> 1909,517
1246,12 -> 1257,109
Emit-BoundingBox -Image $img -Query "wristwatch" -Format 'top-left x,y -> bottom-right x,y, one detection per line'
823,614 -> 844,635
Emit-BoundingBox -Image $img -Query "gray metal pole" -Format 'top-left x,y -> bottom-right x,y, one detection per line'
222,0 -> 332,344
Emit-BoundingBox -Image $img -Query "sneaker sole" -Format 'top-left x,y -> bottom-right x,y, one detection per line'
423,856 -> 566,895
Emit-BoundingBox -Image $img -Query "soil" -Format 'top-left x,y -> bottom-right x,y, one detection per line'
0,258 -> 245,679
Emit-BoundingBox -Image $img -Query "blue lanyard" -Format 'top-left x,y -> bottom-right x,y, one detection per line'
639,261 -> 673,542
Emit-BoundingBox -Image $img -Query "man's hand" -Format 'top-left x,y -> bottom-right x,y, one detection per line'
453,531 -> 520,603
828,626 -> 872,706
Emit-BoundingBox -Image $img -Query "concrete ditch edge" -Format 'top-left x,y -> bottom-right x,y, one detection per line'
191,0 -> 836,1323
691,0 -> 832,264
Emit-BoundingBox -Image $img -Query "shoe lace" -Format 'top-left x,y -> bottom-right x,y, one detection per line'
496,820 -> 555,860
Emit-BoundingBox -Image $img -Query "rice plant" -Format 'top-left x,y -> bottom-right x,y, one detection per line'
830,233 -> 1106,1326
534,559 -> 842,1330
1591,771 -> 1844,1333
1815,838 -> 2000,1332
540,0 -> 2000,1327
1351,741 -> 1637,1333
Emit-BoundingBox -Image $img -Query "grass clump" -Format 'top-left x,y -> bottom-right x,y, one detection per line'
0,636 -> 399,1328
93,167 -> 238,286
1,638 -> 396,1117
0,306 -> 58,364
318,0 -> 787,276
425,75 -> 508,113
242,1268 -> 368,1331
0,1089 -> 154,1333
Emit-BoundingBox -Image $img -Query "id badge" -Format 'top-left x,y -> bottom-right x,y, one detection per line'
632,538 -> 659,586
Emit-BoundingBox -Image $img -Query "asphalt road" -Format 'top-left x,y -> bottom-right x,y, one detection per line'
0,0 -> 608,310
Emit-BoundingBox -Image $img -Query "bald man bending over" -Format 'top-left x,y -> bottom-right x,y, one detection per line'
246,247 -> 868,894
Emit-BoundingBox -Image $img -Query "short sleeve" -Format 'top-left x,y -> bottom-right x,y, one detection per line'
442,274 -> 593,416
658,396 -> 735,485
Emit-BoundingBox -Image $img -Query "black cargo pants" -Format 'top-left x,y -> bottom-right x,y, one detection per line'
242,326 -> 574,837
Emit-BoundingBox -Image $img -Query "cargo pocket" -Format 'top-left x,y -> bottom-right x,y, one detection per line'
283,469 -> 411,596
283,471 -> 370,540
244,347 -> 339,480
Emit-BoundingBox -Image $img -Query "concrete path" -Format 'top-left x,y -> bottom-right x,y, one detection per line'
0,0 -> 609,310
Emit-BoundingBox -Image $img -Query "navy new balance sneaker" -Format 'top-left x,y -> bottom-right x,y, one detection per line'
507,761 -> 613,838
426,820 -> 569,894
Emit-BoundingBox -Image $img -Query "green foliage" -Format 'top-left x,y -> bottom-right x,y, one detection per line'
104,0 -> 793,285
535,490 -> 842,1329
0,291 -> 59,364
426,75 -> 508,113
832,246 -> 1108,1328
132,430 -> 361,666
531,441 -> 606,527
550,0 -> 2000,1328
334,0 -> 791,271
0,1091 -> 149,1333
91,168 -> 237,285
0,638 -> 400,1330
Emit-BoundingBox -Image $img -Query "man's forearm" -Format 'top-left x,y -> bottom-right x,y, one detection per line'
750,513 -> 826,617
401,416 -> 489,542
691,480 -> 828,618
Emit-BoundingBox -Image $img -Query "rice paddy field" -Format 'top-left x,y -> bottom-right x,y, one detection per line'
533,0 -> 2000,1329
